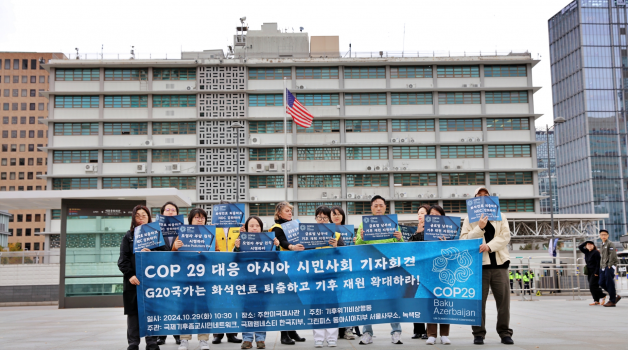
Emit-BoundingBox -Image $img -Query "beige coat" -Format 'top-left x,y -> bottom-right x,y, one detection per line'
460,214 -> 511,266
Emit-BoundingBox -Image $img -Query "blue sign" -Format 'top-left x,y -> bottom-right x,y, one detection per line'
281,220 -> 300,244
336,225 -> 355,246
298,223 -> 336,249
361,214 -> 398,241
239,232 -> 277,252
424,216 -> 461,241
465,196 -> 502,223
133,222 -> 165,252
177,225 -> 216,252
399,225 -> 418,242
212,204 -> 246,227
135,239 -> 483,337
157,215 -> 185,239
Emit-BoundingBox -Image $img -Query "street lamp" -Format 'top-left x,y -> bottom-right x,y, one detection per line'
547,117 -> 565,240
230,122 -> 243,202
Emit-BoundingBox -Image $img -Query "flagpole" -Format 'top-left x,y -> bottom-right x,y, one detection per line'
283,78 -> 288,202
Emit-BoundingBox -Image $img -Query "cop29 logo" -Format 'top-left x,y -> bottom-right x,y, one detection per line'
240,233 -> 248,240
364,217 -> 370,224
432,247 -> 473,287
300,225 -> 306,231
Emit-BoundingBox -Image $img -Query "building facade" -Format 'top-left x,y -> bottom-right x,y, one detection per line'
41,23 -> 542,236
549,0 -> 628,240
0,52 -> 65,251
536,130 -> 558,214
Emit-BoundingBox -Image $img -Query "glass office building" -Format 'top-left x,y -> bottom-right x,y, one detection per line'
549,0 -> 628,240
536,131 -> 558,214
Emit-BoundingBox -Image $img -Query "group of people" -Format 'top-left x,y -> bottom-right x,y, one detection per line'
118,186 -> 515,350
579,229 -> 622,307
508,270 -> 534,295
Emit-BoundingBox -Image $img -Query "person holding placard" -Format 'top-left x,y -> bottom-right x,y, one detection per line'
234,216 -> 280,252
268,201 -> 306,345
355,195 -> 404,346
214,201 -> 243,254
118,205 -> 166,350
460,187 -> 514,345
408,204 -> 430,341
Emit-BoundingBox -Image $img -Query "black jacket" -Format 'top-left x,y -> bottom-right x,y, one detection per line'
408,230 -> 424,242
579,242 -> 601,275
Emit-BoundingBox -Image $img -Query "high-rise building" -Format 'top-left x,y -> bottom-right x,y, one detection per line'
549,0 -> 627,240
536,130 -> 558,214
0,52 -> 66,251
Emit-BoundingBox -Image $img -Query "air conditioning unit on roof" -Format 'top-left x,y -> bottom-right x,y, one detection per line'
347,193 -> 355,199
451,193 -> 457,198
429,193 -> 436,198
374,165 -> 382,171
460,138 -> 466,142
142,140 -> 152,146
366,165 -> 374,171
391,138 -> 400,143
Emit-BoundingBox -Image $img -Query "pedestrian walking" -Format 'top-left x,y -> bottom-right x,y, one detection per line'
599,230 -> 622,307
578,240 -> 606,305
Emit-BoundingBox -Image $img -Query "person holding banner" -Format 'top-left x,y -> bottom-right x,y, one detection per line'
118,205 -> 165,350
460,187 -> 514,345
355,195 -> 404,346
234,216 -> 280,252
408,204 -> 431,341
268,201 -> 306,345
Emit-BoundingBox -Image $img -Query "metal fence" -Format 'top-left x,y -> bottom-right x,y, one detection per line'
0,250 -> 59,265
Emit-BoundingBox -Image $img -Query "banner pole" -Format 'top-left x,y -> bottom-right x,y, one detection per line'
284,78 -> 288,202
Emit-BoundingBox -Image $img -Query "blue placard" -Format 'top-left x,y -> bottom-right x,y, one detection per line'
136,238 -> 483,337
212,204 -> 246,227
156,215 -> 185,239
133,222 -> 165,252
362,214 -> 399,241
239,232 -> 277,252
281,220 -> 300,244
424,215 -> 461,241
465,196 -> 502,223
298,223 -> 336,249
399,225 -> 418,242
177,225 -> 216,252
336,225 -> 355,246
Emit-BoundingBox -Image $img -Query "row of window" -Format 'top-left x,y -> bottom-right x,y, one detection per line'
1,130 -> 46,139
52,176 -> 196,190
249,145 -> 532,160
0,157 -> 46,166
55,68 -> 197,81
0,171 -> 44,180
52,149 -> 196,163
1,75 -> 47,84
2,116 -> 45,125
53,95 -> 196,108
0,59 -> 43,70
0,185 -> 45,191
3,88 -> 45,97
8,213 -> 44,222
0,144 -> 45,153
2,103 -> 46,111
53,122 -> 196,136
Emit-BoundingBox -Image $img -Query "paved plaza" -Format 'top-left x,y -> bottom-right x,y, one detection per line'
0,296 -> 626,350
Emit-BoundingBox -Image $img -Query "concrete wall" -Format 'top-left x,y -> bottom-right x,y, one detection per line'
54,109 -> 99,120
55,81 -> 100,92
53,136 -> 99,147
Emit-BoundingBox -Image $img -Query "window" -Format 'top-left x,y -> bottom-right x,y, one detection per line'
55,68 -> 101,81
52,178 -> 97,190
439,119 -> 482,131
13,76 -> 18,83
390,66 -> 433,78
22,59 -> 28,69
52,209 -> 61,219
442,200 -> 467,213
393,146 -> 436,159
484,65 -> 527,77
17,214 -> 23,222
38,103 -> 44,110
2,117 -> 7,124
485,91 -> 528,104
249,121 -> 293,133
103,122 -> 148,135
296,93 -> 340,106
29,131 -> 34,138
35,214 -> 41,222
152,177 -> 196,189
102,177 -> 147,189
28,144 -> 34,151
249,148 -> 292,161
153,68 -> 196,80
39,76 -> 45,83
249,175 -> 293,188
29,117 -> 35,124
391,93 -> 433,105
395,201 -> 438,214
2,103 -> 8,110
37,158 -> 42,165
441,145 -> 483,158
437,65 -> 479,78
54,96 -> 99,108
490,172 -> 533,185
297,174 -> 341,187
442,173 -> 485,186
297,147 -> 340,160
21,89 -> 27,97
0,173 -> 4,180
20,130 -> 26,138
346,147 -> 388,160
344,67 -> 385,79
297,120 -> 339,133
34,243 -> 40,250
31,59 -> 37,70
394,173 -> 437,186
344,93 -> 386,105
391,119 -> 435,132
152,149 -> 196,162
104,96 -> 148,108
26,214 -> 32,222
27,158 -> 33,165
11,117 -> 17,124
249,203 -> 277,216
10,159 -> 15,166
296,67 -> 339,79
30,76 -> 36,83
488,145 -> 531,158
298,202 -> 342,216
17,229 -> 22,236
0,158 -> 5,165
487,118 -> 530,130
438,92 -> 481,104
152,95 -> 196,107
248,94 -> 283,106
345,120 -> 387,132
501,199 -> 534,212
103,150 -> 148,163
104,69 -> 148,81
3,90 -> 7,97
1,131 -> 6,138
53,150 -> 98,163
248,68 -> 291,80
346,174 -> 389,187
22,76 -> 27,83
12,89 -> 18,97
37,130 -> 43,138
152,122 -> 196,135
54,123 -> 99,135
348,201 -> 389,215
3,59 -> 8,69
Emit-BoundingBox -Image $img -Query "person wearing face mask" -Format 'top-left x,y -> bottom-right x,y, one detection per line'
408,204 -> 431,341
578,240 -> 606,305
460,187 -> 514,346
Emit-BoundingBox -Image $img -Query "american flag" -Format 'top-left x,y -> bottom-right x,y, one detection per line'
286,89 -> 313,128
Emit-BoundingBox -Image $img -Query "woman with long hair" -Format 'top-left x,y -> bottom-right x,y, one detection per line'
579,240 -> 607,305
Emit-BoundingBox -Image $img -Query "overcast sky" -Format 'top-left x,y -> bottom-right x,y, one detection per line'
0,0 -> 573,127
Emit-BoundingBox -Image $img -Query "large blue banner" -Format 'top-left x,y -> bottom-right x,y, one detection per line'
136,239 -> 482,337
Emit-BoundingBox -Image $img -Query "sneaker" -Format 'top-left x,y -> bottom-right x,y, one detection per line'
241,341 -> 253,349
600,297 -> 606,305
344,329 -> 356,340
256,341 -> 265,349
391,332 -> 402,344
328,340 -> 337,347
359,334 -> 373,345
426,337 -> 436,345
441,336 -> 451,345
314,340 -> 324,348
200,340 -> 210,350
178,340 -> 189,350
589,301 -> 600,305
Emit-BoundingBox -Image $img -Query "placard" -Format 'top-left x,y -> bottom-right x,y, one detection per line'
177,225 -> 216,252
361,214 -> 398,241
399,225 -> 418,242
212,203 -> 246,227
465,196 -> 502,223
239,232 -> 277,252
336,225 -> 355,246
298,223 -> 336,249
281,220 -> 300,244
133,222 -> 165,252
424,215 -> 461,241
156,215 -> 185,239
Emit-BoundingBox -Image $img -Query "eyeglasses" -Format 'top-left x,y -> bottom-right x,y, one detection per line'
315,216 -> 330,222
164,208 -> 177,212
135,214 -> 148,219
